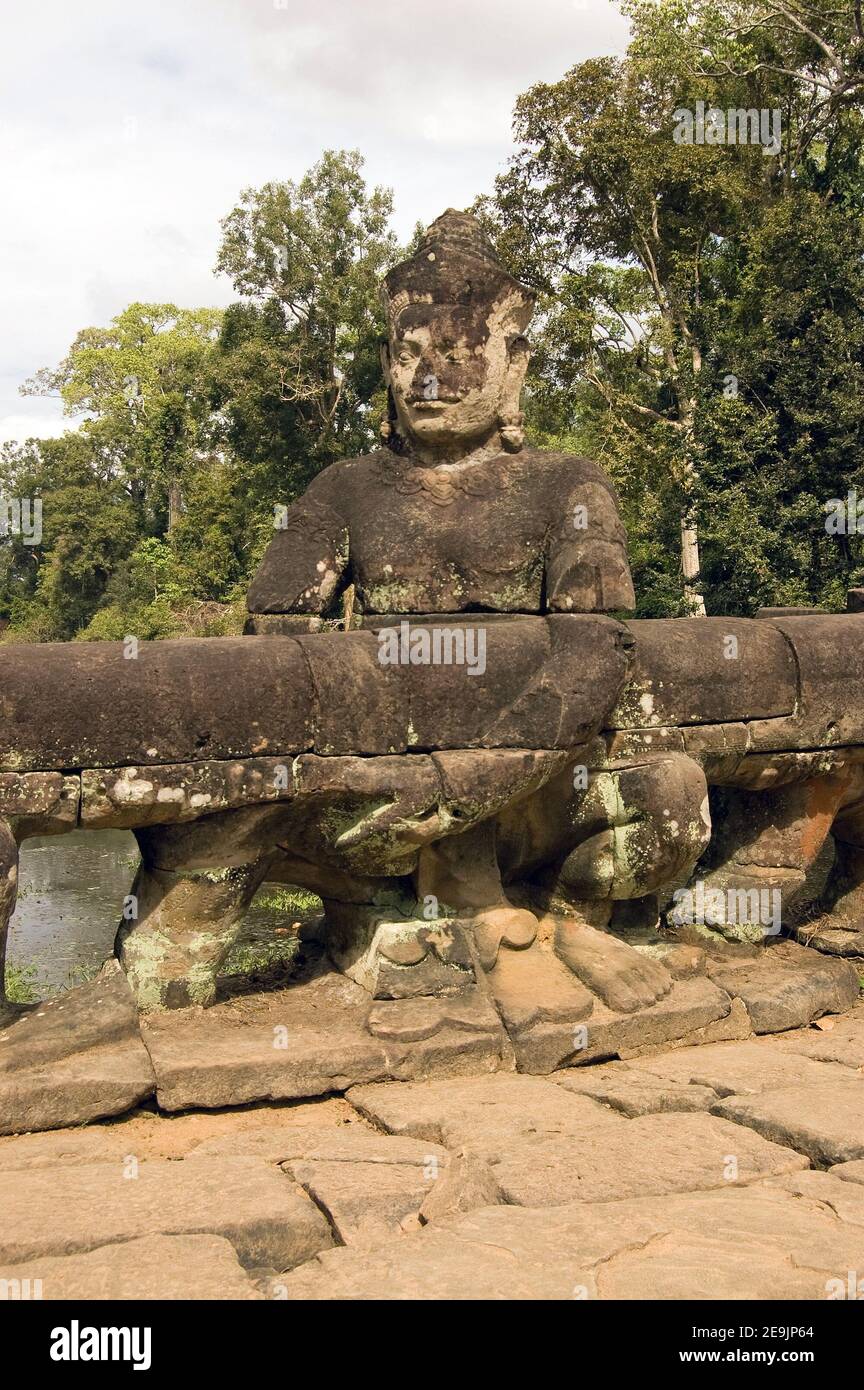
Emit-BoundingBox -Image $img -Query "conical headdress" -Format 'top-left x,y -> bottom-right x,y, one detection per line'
382,209 -> 535,335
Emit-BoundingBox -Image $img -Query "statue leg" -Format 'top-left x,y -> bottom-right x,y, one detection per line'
0,819 -> 18,1024
819,770 -> 864,945
265,847 -> 476,999
414,819 -> 538,971
503,754 -> 710,1012
694,775 -> 848,941
116,817 -> 276,1011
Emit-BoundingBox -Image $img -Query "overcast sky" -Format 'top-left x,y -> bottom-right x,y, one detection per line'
0,0 -> 628,445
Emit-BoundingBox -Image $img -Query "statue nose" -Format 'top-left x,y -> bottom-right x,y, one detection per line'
411,360 -> 442,400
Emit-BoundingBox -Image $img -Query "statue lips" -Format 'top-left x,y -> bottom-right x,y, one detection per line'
406,393 -> 464,408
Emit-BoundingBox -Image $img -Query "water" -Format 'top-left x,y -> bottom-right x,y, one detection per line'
6,829 -> 316,999
7,830 -> 139,995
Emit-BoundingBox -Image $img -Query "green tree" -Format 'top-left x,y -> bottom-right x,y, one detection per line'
493,0 -> 864,616
22,301 -> 223,534
0,433 -> 139,639
3,153 -> 401,642
212,149 -> 398,505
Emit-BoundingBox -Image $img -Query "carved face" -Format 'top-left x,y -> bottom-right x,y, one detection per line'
383,298 -> 529,453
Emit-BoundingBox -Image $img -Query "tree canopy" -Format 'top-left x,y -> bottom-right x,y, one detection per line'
490,0 -> 864,615
4,6 -> 864,638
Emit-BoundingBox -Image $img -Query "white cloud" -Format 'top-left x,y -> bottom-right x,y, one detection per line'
0,413 -> 72,447
0,0 -> 628,446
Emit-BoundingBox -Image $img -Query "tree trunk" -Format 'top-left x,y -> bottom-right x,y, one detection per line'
680,504 -> 706,616
167,481 -> 183,533
677,381 -> 706,615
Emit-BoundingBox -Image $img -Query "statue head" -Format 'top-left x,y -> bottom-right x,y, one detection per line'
381,210 -> 535,459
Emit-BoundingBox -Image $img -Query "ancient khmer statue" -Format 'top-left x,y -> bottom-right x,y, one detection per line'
240,209 -> 708,1014
0,211 -> 861,1126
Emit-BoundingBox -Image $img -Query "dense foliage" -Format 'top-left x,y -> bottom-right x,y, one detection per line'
3,5 -> 864,637
1,151 -> 398,640
491,0 -> 864,615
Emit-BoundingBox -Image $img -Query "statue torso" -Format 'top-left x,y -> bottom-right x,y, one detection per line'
336,450 -> 550,613
246,446 -> 634,619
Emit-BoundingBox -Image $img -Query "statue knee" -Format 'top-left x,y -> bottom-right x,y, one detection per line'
558,754 -> 710,900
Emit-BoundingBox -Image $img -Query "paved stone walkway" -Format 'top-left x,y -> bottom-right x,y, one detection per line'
0,1000 -> 862,1300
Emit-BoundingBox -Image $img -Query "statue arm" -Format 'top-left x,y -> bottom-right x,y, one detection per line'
246,492 -> 350,619
546,478 -> 636,614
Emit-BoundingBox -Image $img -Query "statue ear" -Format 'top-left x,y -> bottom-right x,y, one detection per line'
380,340 -> 392,387
502,335 -> 530,405
499,335 -> 530,453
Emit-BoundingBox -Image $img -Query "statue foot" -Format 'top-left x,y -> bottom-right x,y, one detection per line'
471,906 -> 538,971
553,918 -> 673,1013
321,902 -> 476,998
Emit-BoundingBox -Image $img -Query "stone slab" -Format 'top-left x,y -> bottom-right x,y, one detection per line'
348,1072 -> 623,1150
769,1169 -> 864,1224
0,1045 -> 156,1138
609,618 -> 796,729
187,1123 -> 499,1241
0,1156 -> 332,1270
707,940 -> 859,1033
482,1114 -> 807,1207
0,1233 -> 262,1300
0,771 -> 79,835
0,966 -> 143,1072
142,957 -> 505,1111
0,1125 -> 138,1172
288,1159 -> 433,1245
418,1150 -> 503,1224
349,1074 -> 806,1206
792,922 -> 864,957
0,966 -> 156,1136
187,1123 -> 445,1168
80,758 -> 297,829
829,1159 -> 864,1186
0,1097 -> 352,1170
627,1038 -> 856,1096
281,1181 -> 862,1300
712,1080 -> 864,1166
553,1061 -> 717,1116
0,635 -> 315,771
529,976 -> 737,1072
617,995 -> 753,1056
772,1007 -> 864,1068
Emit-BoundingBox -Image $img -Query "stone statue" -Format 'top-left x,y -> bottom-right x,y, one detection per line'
240,211 -> 710,1014
246,210 -> 636,622
0,210 -> 860,1081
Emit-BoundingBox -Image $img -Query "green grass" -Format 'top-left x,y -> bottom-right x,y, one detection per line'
222,936 -> 303,977
251,886 -> 322,915
5,963 -> 38,1003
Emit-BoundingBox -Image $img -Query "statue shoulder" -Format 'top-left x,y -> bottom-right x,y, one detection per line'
302,450 -> 392,505
518,447 -> 622,499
